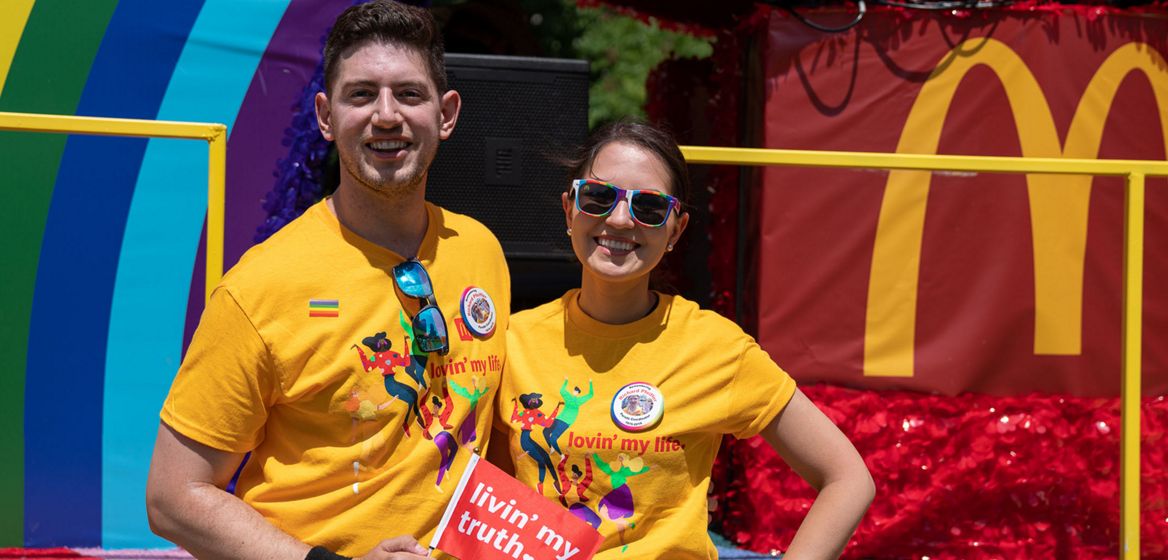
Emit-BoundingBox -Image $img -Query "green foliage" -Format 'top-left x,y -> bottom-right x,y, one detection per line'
573,6 -> 713,128
434,0 -> 714,129
516,0 -> 583,58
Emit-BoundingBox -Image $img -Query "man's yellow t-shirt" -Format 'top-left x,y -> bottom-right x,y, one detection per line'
161,200 -> 509,556
497,290 -> 796,559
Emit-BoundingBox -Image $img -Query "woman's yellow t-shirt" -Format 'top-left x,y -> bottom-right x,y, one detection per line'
497,290 -> 796,559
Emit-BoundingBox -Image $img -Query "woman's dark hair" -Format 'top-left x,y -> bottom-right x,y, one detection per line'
564,119 -> 691,207
322,0 -> 447,95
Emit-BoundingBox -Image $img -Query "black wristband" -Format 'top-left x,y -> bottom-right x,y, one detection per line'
306,545 -> 351,560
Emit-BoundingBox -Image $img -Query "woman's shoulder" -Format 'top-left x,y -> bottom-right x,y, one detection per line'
510,290 -> 576,331
664,293 -> 747,336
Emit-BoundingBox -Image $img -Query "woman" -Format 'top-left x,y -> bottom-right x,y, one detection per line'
496,120 -> 874,558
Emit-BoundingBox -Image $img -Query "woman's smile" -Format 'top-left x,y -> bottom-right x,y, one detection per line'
594,235 -> 640,256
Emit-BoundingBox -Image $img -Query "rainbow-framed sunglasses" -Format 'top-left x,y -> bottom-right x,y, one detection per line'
569,179 -> 680,228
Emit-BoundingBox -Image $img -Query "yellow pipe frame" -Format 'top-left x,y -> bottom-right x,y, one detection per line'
681,144 -> 1164,559
1121,172 -> 1145,558
682,145 -> 1168,176
0,110 -> 1155,556
0,111 -> 227,303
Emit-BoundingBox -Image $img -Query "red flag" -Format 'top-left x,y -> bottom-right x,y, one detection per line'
430,455 -> 602,560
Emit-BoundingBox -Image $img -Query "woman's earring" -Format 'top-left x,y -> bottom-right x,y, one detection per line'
666,243 -> 674,252
566,228 -> 572,236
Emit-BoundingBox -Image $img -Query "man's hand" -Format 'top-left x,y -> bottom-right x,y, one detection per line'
354,536 -> 430,559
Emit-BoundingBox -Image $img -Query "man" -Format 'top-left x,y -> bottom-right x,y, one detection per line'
145,3 -> 510,559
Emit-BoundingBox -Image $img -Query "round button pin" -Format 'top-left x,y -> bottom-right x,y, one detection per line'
611,382 -> 664,432
459,286 -> 496,337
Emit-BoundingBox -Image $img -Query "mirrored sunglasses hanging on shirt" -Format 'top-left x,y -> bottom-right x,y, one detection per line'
391,258 -> 450,356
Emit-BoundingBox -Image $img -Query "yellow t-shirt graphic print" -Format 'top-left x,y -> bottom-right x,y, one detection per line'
349,312 -> 476,488
162,201 -> 510,557
498,290 -> 796,559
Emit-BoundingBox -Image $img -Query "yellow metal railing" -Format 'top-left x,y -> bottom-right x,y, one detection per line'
0,111 -> 1158,555
682,145 -> 1168,559
0,111 -> 227,303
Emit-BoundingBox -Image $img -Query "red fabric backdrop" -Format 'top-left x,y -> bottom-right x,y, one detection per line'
757,8 -> 1168,397
642,4 -> 1168,557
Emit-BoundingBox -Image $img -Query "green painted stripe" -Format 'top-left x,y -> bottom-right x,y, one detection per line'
0,0 -> 119,545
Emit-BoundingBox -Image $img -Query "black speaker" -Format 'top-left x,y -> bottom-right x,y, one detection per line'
427,54 -> 589,261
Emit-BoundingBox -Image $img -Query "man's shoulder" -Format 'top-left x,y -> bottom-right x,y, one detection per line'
427,202 -> 508,266
429,202 -> 500,242
222,203 -> 335,286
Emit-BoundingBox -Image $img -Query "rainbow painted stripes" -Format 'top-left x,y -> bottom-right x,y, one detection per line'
0,0 -> 352,549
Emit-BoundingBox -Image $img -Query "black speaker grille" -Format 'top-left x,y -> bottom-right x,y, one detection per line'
427,54 -> 588,260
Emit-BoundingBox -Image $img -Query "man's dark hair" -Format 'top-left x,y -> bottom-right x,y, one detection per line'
323,0 -> 447,95
564,119 -> 692,208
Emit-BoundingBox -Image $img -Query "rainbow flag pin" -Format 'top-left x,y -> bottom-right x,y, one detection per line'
308,299 -> 339,317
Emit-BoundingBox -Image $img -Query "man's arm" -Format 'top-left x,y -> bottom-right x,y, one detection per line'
760,389 -> 874,560
146,421 -> 312,560
146,422 -> 427,560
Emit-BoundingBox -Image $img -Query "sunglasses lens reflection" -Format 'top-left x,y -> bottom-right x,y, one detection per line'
577,182 -> 618,215
393,261 -> 432,298
413,306 -> 448,353
630,194 -> 671,225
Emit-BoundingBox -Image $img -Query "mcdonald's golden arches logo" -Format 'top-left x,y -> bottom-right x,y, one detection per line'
864,39 -> 1168,377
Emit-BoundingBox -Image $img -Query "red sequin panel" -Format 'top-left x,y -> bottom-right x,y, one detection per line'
712,385 -> 1168,559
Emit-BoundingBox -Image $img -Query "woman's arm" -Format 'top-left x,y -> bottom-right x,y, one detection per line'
760,389 -> 874,560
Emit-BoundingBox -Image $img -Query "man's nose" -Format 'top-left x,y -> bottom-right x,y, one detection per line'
371,94 -> 403,127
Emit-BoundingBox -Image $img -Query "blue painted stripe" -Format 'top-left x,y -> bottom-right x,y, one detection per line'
59,0 -> 207,549
23,0 -> 202,546
4,0 -> 119,546
102,0 -> 289,549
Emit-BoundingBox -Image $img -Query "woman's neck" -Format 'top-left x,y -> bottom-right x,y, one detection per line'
577,274 -> 657,325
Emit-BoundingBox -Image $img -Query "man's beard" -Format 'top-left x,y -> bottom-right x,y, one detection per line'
339,143 -> 435,201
